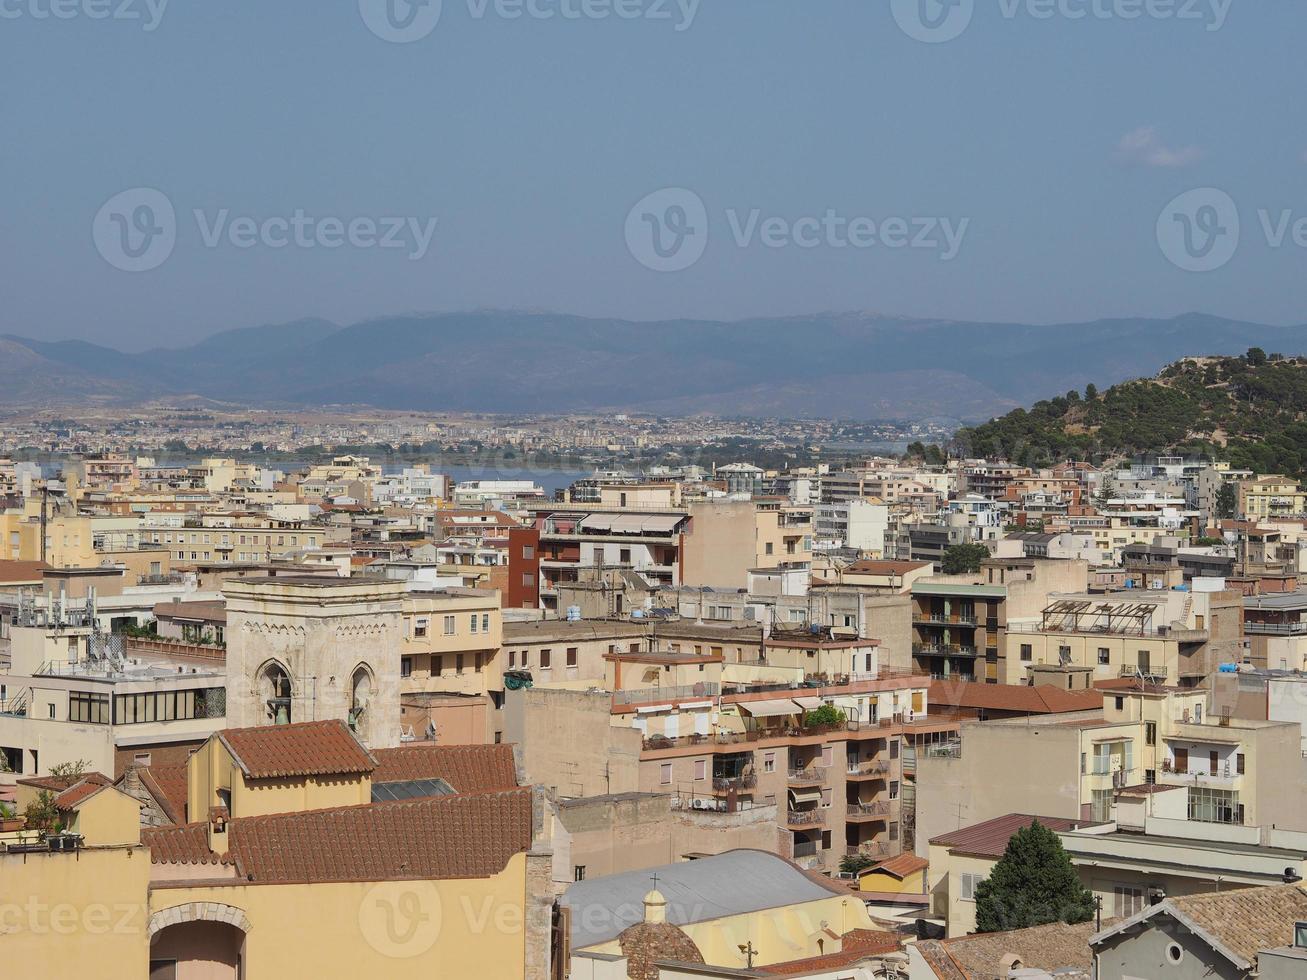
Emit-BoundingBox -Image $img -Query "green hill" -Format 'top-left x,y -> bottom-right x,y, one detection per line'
952,349 -> 1307,477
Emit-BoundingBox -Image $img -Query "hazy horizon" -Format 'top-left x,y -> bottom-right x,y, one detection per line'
4,2 -> 1304,350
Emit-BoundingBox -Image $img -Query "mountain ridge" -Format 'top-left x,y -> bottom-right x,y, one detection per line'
4,312 -> 1306,419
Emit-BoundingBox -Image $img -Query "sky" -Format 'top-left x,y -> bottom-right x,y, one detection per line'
2,0 -> 1305,351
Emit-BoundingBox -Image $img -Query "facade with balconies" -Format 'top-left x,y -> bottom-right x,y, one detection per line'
910,582 -> 1006,683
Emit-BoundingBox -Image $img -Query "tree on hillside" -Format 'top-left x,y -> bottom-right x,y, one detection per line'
1246,347 -> 1268,367
942,543 -> 990,575
1215,482 -> 1239,521
1084,383 -> 1098,401
974,820 -> 1095,933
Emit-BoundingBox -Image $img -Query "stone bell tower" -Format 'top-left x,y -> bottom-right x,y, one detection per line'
222,576 -> 405,748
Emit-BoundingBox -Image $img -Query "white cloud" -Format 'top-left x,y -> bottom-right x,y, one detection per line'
1116,126 -> 1202,168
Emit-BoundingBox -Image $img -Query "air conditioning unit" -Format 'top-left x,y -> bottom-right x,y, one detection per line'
691,799 -> 706,810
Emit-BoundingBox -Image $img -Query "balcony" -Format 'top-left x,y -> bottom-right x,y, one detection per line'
711,773 -> 757,793
845,842 -> 891,860
1118,665 -> 1168,681
1158,761 -> 1241,787
787,808 -> 826,828
846,801 -> 892,820
847,759 -> 893,778
912,644 -> 979,658
914,613 -> 978,627
787,766 -> 828,786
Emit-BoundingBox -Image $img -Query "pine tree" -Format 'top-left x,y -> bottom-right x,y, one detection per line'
973,820 -> 1095,933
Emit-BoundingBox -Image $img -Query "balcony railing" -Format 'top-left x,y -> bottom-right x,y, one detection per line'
846,802 -> 892,819
788,766 -> 828,785
712,773 -> 757,792
787,809 -> 826,827
1118,665 -> 1168,680
913,614 -> 978,627
847,759 -> 893,776
845,842 -> 890,859
913,644 -> 979,657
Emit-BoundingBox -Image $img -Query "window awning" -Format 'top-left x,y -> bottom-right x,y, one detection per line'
788,787 -> 822,805
739,699 -> 801,719
793,696 -> 823,710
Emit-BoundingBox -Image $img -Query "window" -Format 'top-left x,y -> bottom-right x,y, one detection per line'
1114,885 -> 1145,918
959,873 -> 982,902
470,615 -> 478,634
400,657 -> 413,678
660,763 -> 672,785
1020,644 -> 1032,662
694,760 -> 706,781
69,692 -> 111,724
508,650 -> 516,668
1237,752 -> 1245,775
1098,647 -> 1111,666
765,542 -> 774,555
414,618 -> 428,638
1115,696 -> 1125,710
1146,722 -> 1157,746
522,545 -> 534,560
763,751 -> 776,773
443,615 -> 456,635
574,866 -> 586,882
482,613 -> 490,632
566,647 -> 578,668
540,649 -> 552,669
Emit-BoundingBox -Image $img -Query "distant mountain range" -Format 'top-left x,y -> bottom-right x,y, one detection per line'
4,312 -> 1307,421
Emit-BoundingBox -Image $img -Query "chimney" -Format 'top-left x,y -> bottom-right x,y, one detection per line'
207,805 -> 230,858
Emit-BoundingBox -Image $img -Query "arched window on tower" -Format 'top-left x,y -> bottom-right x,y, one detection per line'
260,663 -> 292,725
350,666 -> 374,742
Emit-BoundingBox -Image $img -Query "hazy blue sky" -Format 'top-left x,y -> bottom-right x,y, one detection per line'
3,0 -> 1304,350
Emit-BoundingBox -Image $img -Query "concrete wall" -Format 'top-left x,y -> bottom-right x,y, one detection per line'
505,688 -> 642,798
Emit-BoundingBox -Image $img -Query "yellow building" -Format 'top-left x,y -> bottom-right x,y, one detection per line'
1240,475 -> 1307,521
6,721 -> 555,979
564,849 -> 879,974
0,508 -> 96,567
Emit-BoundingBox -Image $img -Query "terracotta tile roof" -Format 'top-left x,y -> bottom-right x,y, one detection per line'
930,813 -> 1084,858
17,773 -> 99,793
218,720 -> 376,779
135,765 -> 190,824
152,599 -> 227,623
929,680 -> 1104,715
53,774 -> 115,810
114,742 -> 201,780
1163,883 -> 1307,967
756,929 -> 902,975
371,744 -> 518,794
869,852 -> 929,879
145,789 -> 534,883
912,939 -> 968,980
943,920 -> 1101,978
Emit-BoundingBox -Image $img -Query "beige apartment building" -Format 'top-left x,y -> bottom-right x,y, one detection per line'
917,684 -> 1307,855
0,508 -> 96,567
142,515 -> 329,563
682,499 -> 813,589
1241,475 -> 1307,521
1004,587 -> 1243,687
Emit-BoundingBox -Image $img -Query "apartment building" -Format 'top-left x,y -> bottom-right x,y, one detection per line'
1241,475 -> 1307,521
1005,586 -> 1243,687
141,514 -> 328,563
910,581 -> 1007,682
813,498 -> 889,554
530,504 -> 690,610
682,498 -> 814,589
628,672 -> 935,875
